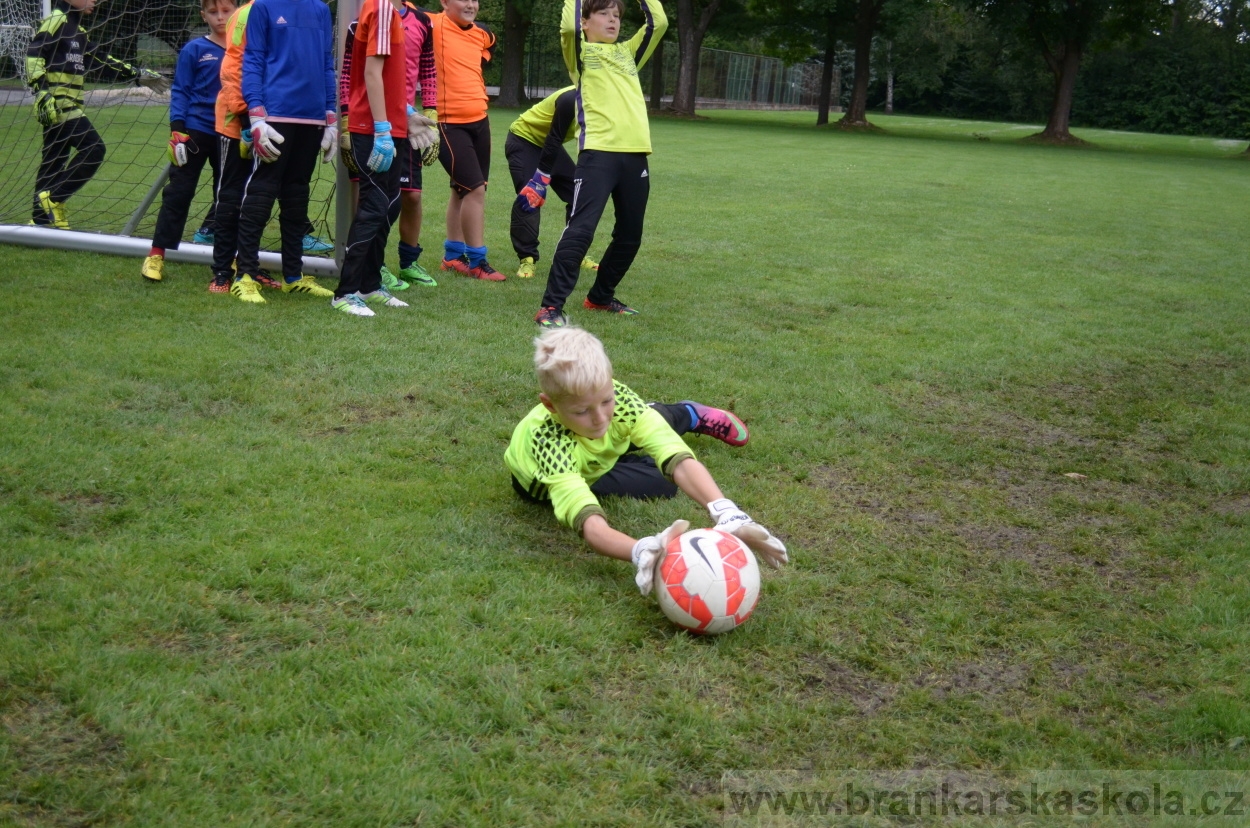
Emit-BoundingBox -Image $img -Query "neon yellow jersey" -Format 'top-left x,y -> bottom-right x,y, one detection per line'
561,0 -> 666,154
505,381 -> 694,531
508,85 -> 577,148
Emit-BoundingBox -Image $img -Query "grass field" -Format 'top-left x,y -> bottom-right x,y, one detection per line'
2,108 -> 1249,826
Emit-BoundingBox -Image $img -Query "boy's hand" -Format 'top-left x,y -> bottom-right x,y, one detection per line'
320,112 -> 338,164
420,109 -> 440,166
516,170 -> 550,213
136,68 -> 171,94
167,131 -> 191,166
33,90 -> 57,127
631,519 -> 690,595
367,121 -> 395,173
248,108 -> 284,162
406,105 -> 437,151
338,129 -> 360,176
707,498 -> 788,569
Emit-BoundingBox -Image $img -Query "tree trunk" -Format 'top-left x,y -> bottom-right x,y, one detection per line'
884,41 -> 893,114
840,0 -> 881,127
816,22 -> 837,126
496,0 -> 531,108
650,38 -> 666,110
1037,39 -> 1083,142
672,0 -> 721,116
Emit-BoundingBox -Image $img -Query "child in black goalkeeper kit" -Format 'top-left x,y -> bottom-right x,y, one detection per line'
532,0 -> 665,327
506,326 -> 788,595
507,85 -> 600,280
26,0 -> 169,229
141,0 -> 236,283
228,0 -> 338,304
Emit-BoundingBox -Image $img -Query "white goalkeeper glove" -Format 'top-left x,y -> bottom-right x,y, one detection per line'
248,107 -> 284,162
707,498 -> 788,569
630,519 -> 689,596
135,68 -> 171,94
406,105 -> 437,151
320,111 -> 338,164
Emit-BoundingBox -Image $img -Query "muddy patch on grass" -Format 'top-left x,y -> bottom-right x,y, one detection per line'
800,657 -> 898,714
1,693 -> 128,826
914,652 -> 1031,701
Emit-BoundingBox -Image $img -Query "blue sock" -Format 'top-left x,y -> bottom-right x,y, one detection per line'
683,403 -> 699,430
285,274 -> 301,284
443,239 -> 466,262
465,245 -> 487,268
399,241 -> 422,270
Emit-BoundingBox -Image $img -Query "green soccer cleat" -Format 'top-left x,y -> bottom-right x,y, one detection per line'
379,265 -> 411,292
517,257 -> 536,279
581,255 -> 599,271
281,274 -> 334,297
330,293 -> 375,317
230,275 -> 266,304
398,262 -> 437,287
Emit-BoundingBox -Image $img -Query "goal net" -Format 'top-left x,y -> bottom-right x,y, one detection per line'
0,0 -> 339,274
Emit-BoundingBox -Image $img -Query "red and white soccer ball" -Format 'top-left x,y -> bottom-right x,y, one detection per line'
654,528 -> 761,634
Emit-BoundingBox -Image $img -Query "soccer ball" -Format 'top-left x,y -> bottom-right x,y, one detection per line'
654,528 -> 761,635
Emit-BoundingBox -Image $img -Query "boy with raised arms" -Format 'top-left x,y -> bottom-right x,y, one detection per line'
533,0 -> 666,327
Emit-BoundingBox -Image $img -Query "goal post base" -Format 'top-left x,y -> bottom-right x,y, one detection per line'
0,224 -> 339,278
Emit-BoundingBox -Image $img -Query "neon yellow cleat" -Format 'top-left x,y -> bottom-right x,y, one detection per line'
517,256 -> 536,279
230,275 -> 266,304
38,190 -> 68,229
141,254 -> 164,282
281,274 -> 334,297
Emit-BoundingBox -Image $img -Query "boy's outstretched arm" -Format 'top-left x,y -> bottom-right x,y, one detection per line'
583,514 -> 689,594
671,457 -> 790,569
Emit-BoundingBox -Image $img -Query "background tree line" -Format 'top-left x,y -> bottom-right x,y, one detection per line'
62,0 -> 1250,141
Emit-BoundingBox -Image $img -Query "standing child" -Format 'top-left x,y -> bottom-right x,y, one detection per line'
25,0 -> 169,229
339,3 -> 440,294
507,85 -> 599,279
505,327 -> 787,594
332,0 -> 420,317
428,0 -> 502,281
141,0 -> 236,283
533,0 -> 666,327
228,0 -> 338,304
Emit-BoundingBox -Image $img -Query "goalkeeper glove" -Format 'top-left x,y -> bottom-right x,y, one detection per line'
516,170 -> 550,214
338,128 -> 360,176
248,107 -> 284,162
320,112 -> 338,164
167,131 -> 191,166
33,89 -> 57,127
631,519 -> 690,596
707,498 -> 788,569
135,68 -> 171,94
239,129 -> 253,160
420,109 -> 440,166
406,105 -> 438,151
367,121 -> 394,173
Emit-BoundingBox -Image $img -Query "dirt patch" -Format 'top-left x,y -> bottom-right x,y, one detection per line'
800,657 -> 898,714
1213,496 -> 1250,516
914,653 -> 1031,701
1,694 -> 127,827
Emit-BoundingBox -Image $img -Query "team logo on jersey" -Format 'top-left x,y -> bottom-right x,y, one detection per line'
199,53 -> 219,62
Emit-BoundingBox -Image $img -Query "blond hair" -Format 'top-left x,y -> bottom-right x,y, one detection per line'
533,326 -> 613,400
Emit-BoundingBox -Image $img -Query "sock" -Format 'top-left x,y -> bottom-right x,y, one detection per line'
149,246 -> 164,258
399,241 -> 422,270
443,239 -> 466,262
683,403 -> 699,431
285,274 -> 301,284
465,244 -> 487,268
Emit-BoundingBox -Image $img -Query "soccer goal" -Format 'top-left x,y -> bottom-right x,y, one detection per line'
0,0 -> 352,278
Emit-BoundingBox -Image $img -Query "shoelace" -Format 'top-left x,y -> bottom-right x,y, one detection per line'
697,413 -> 731,438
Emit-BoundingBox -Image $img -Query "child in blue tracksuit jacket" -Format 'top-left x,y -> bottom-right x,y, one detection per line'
141,0 -> 235,284
229,0 -> 339,303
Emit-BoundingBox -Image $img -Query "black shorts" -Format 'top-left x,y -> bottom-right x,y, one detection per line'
397,142 -> 422,193
438,117 -> 490,196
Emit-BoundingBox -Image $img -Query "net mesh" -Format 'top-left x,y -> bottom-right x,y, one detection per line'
0,0 -> 335,250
